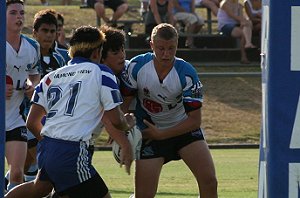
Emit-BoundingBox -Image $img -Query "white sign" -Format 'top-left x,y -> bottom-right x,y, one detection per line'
291,7 -> 300,71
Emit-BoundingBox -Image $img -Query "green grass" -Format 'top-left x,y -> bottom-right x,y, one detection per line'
93,149 -> 259,198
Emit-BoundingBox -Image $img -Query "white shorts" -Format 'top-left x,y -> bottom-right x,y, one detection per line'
174,12 -> 204,26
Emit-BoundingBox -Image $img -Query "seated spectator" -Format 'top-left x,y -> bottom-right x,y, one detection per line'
87,0 -> 128,27
174,0 -> 204,48
145,0 -> 175,36
244,0 -> 261,36
195,0 -> 220,16
140,0 -> 149,21
217,0 -> 255,64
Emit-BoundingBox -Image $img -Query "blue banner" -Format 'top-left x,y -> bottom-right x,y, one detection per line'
259,0 -> 300,197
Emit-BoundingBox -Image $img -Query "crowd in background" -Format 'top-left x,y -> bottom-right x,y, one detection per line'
27,0 -> 261,63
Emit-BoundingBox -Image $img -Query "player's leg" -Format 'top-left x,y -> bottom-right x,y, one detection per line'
24,134 -> 38,182
134,158 -> 164,198
5,170 -> 53,198
179,140 -> 218,198
5,127 -> 28,191
59,172 -> 111,198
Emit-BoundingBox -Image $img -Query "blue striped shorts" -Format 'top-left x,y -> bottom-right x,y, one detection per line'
37,136 -> 97,193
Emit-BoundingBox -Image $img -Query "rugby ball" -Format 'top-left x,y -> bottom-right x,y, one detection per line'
112,125 -> 142,163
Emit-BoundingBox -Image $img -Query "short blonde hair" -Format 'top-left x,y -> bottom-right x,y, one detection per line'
68,26 -> 106,58
151,23 -> 178,42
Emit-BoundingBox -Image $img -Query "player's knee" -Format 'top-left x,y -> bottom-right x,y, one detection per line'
9,168 -> 24,182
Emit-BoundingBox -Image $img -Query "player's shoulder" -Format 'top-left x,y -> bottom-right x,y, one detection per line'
131,52 -> 153,64
21,34 -> 40,52
174,57 -> 197,75
54,46 -> 70,63
128,52 -> 153,74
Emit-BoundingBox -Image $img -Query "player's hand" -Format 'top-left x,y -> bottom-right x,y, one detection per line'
120,141 -> 133,175
124,113 -> 136,131
24,80 -> 34,98
143,119 -> 164,140
6,75 -> 13,99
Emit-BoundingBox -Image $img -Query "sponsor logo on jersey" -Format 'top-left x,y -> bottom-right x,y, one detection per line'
121,70 -> 132,86
191,81 -> 203,98
143,87 -> 150,97
14,65 -> 21,72
46,77 -> 52,86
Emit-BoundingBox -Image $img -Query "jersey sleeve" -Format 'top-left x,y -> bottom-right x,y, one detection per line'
182,64 -> 203,112
31,75 -> 49,111
120,61 -> 138,97
28,39 -> 41,76
100,68 -> 123,111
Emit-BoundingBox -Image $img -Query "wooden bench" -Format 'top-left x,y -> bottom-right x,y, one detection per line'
80,5 -> 143,48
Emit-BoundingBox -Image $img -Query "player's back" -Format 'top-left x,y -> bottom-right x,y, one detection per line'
37,57 -> 119,142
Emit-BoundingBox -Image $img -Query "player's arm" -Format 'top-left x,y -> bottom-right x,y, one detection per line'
143,108 -> 201,140
102,115 -> 133,174
26,103 -> 46,141
103,105 -> 136,132
24,74 -> 41,99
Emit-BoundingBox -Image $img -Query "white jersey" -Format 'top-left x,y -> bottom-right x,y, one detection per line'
32,57 -> 123,142
121,52 -> 203,130
6,34 -> 40,131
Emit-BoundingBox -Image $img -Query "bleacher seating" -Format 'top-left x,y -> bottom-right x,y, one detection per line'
80,4 -> 260,67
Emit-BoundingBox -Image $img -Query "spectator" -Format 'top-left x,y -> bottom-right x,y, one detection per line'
244,0 -> 261,36
145,0 -> 175,36
140,0 -> 149,21
121,23 -> 218,198
217,0 -> 255,64
5,0 -> 41,191
195,0 -> 219,16
87,0 -> 128,26
173,0 -> 204,48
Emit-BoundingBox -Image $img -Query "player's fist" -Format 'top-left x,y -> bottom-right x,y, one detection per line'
6,75 -> 13,100
24,79 -> 34,98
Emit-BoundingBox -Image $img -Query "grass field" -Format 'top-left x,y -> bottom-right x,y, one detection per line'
92,149 -> 259,198
5,149 -> 259,197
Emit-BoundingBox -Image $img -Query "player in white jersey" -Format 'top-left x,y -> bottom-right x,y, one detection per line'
20,9 -> 71,184
5,0 -> 41,191
121,23 -> 218,198
6,25 -> 135,198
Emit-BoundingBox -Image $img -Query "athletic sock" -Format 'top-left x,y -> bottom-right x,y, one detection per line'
7,182 -> 18,191
24,163 -> 38,182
